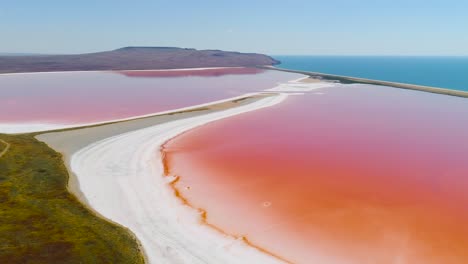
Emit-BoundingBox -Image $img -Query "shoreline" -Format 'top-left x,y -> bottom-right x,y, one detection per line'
263,65 -> 468,98
160,143 -> 292,263
36,92 -> 298,263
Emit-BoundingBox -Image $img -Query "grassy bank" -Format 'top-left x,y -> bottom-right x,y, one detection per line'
0,133 -> 145,263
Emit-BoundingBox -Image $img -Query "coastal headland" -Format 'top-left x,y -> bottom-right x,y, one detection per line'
0,47 -> 279,74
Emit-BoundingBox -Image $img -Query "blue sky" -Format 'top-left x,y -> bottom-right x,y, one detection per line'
1,0 -> 468,55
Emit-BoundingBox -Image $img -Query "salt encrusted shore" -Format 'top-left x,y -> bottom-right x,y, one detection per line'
32,77 -> 331,263
36,93 -> 289,263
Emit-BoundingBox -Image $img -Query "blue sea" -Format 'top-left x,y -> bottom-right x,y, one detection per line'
274,56 -> 468,92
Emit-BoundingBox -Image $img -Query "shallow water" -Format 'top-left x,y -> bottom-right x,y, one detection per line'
163,85 -> 468,263
0,68 -> 300,124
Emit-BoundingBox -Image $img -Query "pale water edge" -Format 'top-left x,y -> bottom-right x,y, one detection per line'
274,56 -> 468,92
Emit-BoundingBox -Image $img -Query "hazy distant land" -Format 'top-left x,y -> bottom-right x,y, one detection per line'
0,47 -> 279,73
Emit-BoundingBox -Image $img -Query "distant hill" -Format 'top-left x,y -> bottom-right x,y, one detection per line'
0,47 -> 279,73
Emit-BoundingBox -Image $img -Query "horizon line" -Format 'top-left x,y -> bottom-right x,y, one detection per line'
1,50 -> 468,57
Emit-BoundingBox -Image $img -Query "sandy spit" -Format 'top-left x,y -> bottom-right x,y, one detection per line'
37,93 -> 290,264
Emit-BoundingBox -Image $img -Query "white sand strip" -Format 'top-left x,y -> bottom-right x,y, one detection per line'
266,82 -> 337,92
70,93 -> 288,264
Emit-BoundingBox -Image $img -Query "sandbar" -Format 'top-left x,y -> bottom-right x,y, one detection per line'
36,93 -> 292,264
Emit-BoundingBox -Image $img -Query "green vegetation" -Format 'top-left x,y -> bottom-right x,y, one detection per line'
0,133 -> 145,264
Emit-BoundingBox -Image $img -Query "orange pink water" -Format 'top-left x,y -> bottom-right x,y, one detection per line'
0,68 -> 300,124
163,85 -> 468,263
